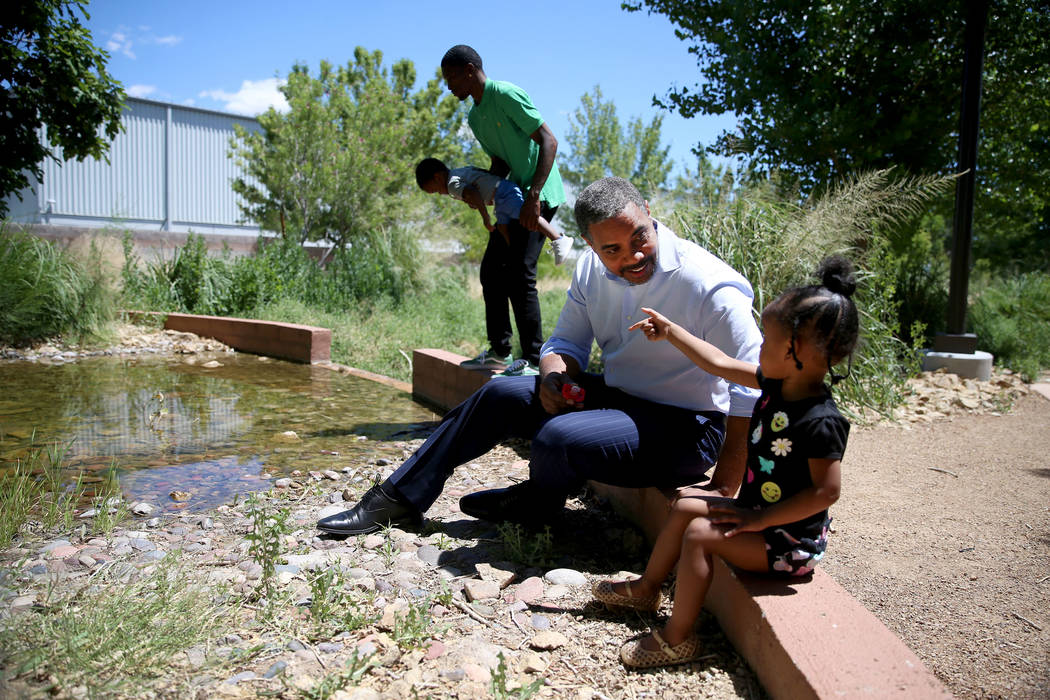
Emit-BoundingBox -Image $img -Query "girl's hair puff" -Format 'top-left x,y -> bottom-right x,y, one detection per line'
769,255 -> 860,384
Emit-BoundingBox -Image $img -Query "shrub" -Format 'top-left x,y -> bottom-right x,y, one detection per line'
969,271 -> 1050,381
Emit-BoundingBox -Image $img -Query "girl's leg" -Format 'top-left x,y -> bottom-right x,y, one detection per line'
649,517 -> 768,649
611,494 -> 727,601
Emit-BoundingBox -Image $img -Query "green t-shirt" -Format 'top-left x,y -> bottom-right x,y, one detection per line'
467,79 -> 566,208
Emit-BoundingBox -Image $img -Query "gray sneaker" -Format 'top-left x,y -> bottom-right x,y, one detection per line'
495,359 -> 539,377
461,349 -> 512,369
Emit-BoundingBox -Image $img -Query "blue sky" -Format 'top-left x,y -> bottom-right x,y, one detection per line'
84,0 -> 738,178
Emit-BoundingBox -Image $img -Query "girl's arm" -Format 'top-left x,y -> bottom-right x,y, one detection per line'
708,457 -> 842,537
630,307 -> 760,389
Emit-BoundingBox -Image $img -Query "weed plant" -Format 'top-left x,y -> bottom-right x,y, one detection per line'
244,493 -> 292,609
490,651 -> 544,700
0,556 -> 228,697
283,648 -> 374,700
0,442 -> 87,547
497,523 -> 555,568
391,598 -> 440,650
0,228 -> 115,345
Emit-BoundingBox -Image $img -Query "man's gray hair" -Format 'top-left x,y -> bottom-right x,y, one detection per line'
573,177 -> 646,240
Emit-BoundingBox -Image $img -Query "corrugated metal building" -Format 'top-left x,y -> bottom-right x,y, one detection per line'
4,97 -> 267,255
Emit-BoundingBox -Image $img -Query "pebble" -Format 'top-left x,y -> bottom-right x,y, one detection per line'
225,671 -> 256,684
530,631 -> 569,650
462,579 -> 500,602
476,562 -> 516,588
440,668 -> 465,682
362,535 -> 384,550
317,642 -> 344,654
132,503 -> 155,515
78,554 -> 97,567
530,614 -> 551,630
286,639 -> 305,652
544,568 -> 587,587
263,660 -> 287,679
415,544 -> 441,566
274,478 -> 293,488
505,576 -> 544,603
130,539 -> 156,552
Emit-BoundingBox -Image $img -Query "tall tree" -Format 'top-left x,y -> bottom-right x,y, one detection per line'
0,0 -> 125,216
624,1 -> 1049,267
561,85 -> 673,198
231,48 -> 469,249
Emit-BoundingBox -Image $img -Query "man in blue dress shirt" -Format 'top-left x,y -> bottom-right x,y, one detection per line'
317,177 -> 762,535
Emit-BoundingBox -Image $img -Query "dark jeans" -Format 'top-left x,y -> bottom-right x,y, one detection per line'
387,374 -> 727,513
479,204 -> 557,365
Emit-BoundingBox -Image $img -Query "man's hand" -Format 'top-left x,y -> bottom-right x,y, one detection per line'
539,371 -> 580,414
520,188 -> 542,231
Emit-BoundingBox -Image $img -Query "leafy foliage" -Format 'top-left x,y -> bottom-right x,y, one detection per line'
624,0 -> 1049,270
230,48 -> 468,249
0,0 -> 125,215
561,85 -> 674,199
969,271 -> 1050,381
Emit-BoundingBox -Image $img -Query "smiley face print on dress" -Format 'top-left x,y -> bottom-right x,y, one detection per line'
760,481 -> 782,503
770,412 -> 789,432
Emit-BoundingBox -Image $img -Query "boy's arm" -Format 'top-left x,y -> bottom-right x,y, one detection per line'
630,307 -> 760,389
461,185 -> 494,231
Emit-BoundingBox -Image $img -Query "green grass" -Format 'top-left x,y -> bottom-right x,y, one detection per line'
0,556 -> 230,697
256,264 -> 570,382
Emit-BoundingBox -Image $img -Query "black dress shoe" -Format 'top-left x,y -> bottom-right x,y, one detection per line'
458,481 -> 563,528
316,484 -> 421,535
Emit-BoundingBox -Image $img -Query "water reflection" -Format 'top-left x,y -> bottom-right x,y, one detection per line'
0,354 -> 439,512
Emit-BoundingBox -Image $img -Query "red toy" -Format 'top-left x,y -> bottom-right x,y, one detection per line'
561,383 -> 585,402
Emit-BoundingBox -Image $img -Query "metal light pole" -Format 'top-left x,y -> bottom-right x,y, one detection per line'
934,0 -> 990,354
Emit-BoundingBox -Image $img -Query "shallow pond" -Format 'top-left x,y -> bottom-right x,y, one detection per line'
0,353 -> 440,513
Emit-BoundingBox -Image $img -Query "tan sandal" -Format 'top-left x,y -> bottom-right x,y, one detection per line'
619,629 -> 702,669
592,579 -> 662,612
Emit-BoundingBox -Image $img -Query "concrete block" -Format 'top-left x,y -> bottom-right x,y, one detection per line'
161,313 -> 331,364
412,349 -> 495,411
921,350 -> 993,381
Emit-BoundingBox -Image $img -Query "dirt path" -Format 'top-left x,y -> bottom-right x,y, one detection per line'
823,391 -> 1050,698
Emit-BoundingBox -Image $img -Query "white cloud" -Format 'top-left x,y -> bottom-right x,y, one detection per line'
199,78 -> 289,115
106,31 -> 135,59
102,27 -> 181,58
127,84 -> 157,98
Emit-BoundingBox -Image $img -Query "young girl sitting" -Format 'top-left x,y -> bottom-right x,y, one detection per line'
593,256 -> 859,669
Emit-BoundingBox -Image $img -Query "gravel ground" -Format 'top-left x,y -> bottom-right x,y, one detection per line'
1,328 -> 1046,698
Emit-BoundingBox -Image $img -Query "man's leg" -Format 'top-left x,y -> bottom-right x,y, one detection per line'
316,375 -> 552,535
479,231 -> 513,358
459,383 -> 726,525
504,219 -> 545,366
526,398 -> 726,495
